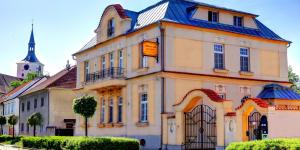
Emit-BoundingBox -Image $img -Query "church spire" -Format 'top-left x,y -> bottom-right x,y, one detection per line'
23,24 -> 40,63
28,23 -> 35,50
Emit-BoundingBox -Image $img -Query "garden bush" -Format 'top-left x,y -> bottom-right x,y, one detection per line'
226,138 -> 300,150
0,135 -> 22,143
22,136 -> 140,150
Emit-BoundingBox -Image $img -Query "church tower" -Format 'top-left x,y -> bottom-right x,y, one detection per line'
17,24 -> 44,79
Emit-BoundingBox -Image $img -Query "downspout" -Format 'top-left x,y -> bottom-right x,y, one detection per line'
47,89 -> 50,134
159,22 -> 166,150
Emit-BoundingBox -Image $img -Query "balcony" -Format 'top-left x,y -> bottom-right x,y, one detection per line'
84,67 -> 126,90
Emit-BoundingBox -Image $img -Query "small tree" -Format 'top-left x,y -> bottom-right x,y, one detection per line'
10,72 -> 38,88
0,116 -> 6,135
288,66 -> 300,93
27,112 -> 43,136
8,115 -> 18,138
73,96 -> 97,137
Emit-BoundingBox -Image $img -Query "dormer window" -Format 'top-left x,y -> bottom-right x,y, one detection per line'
234,16 -> 243,27
208,11 -> 219,23
107,18 -> 115,38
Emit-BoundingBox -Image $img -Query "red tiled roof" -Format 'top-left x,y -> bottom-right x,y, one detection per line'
22,66 -> 77,95
174,89 -> 225,106
235,98 -> 269,110
0,81 -> 31,102
109,4 -> 129,19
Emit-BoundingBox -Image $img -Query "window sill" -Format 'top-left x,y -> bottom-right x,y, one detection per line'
97,123 -> 105,128
213,68 -> 229,74
137,67 -> 149,73
114,122 -> 124,128
97,123 -> 124,128
106,123 -> 114,128
136,122 -> 149,127
239,71 -> 254,76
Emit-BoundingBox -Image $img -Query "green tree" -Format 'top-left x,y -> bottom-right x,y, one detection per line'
0,116 -> 6,135
73,96 -> 97,137
10,72 -> 38,88
288,66 -> 300,93
27,112 -> 43,136
8,115 -> 18,138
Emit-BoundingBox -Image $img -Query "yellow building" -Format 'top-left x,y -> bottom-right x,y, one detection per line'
73,1 -> 298,149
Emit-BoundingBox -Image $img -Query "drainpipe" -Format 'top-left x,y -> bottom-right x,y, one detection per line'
159,22 -> 166,150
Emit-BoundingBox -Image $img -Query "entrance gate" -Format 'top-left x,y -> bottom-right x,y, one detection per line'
184,104 -> 217,150
247,112 -> 262,141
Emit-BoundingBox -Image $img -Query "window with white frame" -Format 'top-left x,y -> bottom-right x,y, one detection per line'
109,52 -> 114,76
240,48 -> 250,72
140,93 -> 148,122
118,50 -> 123,68
40,124 -> 44,133
84,61 -> 90,81
11,102 -> 14,114
142,56 -> 148,68
100,98 -> 105,123
101,55 -> 106,76
41,97 -> 44,107
140,44 -> 148,68
107,18 -> 115,38
208,11 -> 219,23
21,123 -> 24,132
118,50 -> 124,75
108,98 -> 114,123
118,96 -> 123,123
234,16 -> 243,27
94,59 -> 98,72
214,44 -> 225,69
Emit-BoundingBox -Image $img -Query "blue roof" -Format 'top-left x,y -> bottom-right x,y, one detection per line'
76,0 -> 289,54
127,0 -> 289,42
257,84 -> 300,100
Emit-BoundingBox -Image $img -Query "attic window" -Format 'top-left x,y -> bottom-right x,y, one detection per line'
208,11 -> 218,23
234,16 -> 243,27
107,18 -> 115,38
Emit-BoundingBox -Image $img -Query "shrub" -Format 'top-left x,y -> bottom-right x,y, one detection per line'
21,136 -> 140,150
226,139 -> 300,150
0,135 -> 22,143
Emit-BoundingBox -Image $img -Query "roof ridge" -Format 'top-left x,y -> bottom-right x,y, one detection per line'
182,0 -> 258,17
138,0 -> 170,14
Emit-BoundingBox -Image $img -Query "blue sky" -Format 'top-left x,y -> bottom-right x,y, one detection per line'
0,0 -> 299,76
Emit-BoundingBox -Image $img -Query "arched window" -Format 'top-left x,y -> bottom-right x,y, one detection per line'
107,18 -> 115,38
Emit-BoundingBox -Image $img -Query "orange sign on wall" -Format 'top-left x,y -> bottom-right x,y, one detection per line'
142,41 -> 158,57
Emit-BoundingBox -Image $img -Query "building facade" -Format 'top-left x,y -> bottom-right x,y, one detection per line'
73,0 -> 295,149
19,66 -> 76,136
0,77 -> 46,135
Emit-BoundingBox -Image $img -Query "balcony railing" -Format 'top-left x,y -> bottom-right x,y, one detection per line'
85,67 -> 126,83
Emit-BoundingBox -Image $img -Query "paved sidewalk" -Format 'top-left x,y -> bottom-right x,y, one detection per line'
0,144 -> 29,150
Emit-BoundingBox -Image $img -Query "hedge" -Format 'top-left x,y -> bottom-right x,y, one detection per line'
226,139 -> 300,150
22,136 -> 140,150
0,135 -> 22,143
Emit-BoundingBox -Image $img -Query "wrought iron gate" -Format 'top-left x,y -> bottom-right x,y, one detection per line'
184,104 -> 216,150
247,112 -> 262,141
